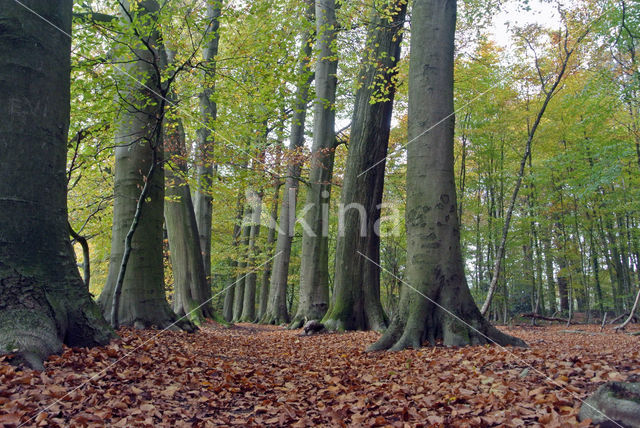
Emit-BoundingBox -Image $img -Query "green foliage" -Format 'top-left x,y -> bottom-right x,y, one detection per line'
66,0 -> 639,319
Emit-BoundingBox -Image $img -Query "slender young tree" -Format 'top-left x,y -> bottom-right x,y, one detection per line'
369,0 -> 525,351
0,1 -> 113,369
480,20 -> 590,316
262,0 -> 315,325
194,0 -> 222,287
323,0 -> 407,332
290,0 -> 339,328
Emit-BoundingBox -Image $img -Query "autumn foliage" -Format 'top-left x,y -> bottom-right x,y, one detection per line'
1,324 -> 639,427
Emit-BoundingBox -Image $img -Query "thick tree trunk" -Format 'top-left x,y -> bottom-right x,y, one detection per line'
194,1 -> 222,288
262,0 -> 314,325
240,193 -> 263,322
368,0 -> 525,351
98,1 -> 188,331
322,0 -> 407,332
290,0 -> 339,328
164,114 -> 214,324
0,1 -> 113,369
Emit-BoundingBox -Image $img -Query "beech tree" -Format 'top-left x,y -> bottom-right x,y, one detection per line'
194,0 -> 222,289
240,190 -> 263,322
164,109 -> 213,323
323,0 -> 407,332
290,0 -> 340,328
262,0 -> 315,325
0,1 -> 113,369
97,1 -> 189,330
369,0 -> 525,351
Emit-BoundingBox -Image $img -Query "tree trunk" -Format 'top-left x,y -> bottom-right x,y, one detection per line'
224,195 -> 245,322
542,233 -> 557,313
479,19 -> 580,316
368,0 -> 525,351
193,1 -> 222,288
589,223 -> 605,315
69,223 -> 91,289
98,1 -> 186,330
164,113 -> 214,325
240,192 -> 263,322
290,0 -> 339,328
233,221 -> 251,322
322,0 -> 407,332
261,0 -> 314,325
0,1 -> 113,369
557,256 -> 570,313
258,185 -> 281,320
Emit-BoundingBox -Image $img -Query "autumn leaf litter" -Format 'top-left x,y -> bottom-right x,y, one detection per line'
1,324 -> 639,427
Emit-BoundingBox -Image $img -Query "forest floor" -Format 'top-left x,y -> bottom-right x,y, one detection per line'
1,323 -> 639,427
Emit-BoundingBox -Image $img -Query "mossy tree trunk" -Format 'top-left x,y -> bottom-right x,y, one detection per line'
290,0 -> 338,329
0,1 -> 113,369
368,0 -> 525,351
262,0 -> 314,325
322,0 -> 407,333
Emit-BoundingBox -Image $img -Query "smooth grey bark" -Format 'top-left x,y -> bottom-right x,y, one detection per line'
0,1 -> 113,369
164,113 -> 214,324
261,0 -> 314,325
110,145 -> 160,330
194,1 -> 222,288
98,1 -> 190,331
368,0 -> 525,351
258,185 -> 281,320
223,195 -> 244,322
240,193 -> 263,322
233,221 -> 251,322
290,0 -> 339,328
323,0 -> 407,332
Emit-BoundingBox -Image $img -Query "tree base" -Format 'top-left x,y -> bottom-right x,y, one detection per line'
261,312 -> 290,326
368,308 -> 526,352
0,264 -> 114,370
322,308 -> 388,333
129,314 -> 197,333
